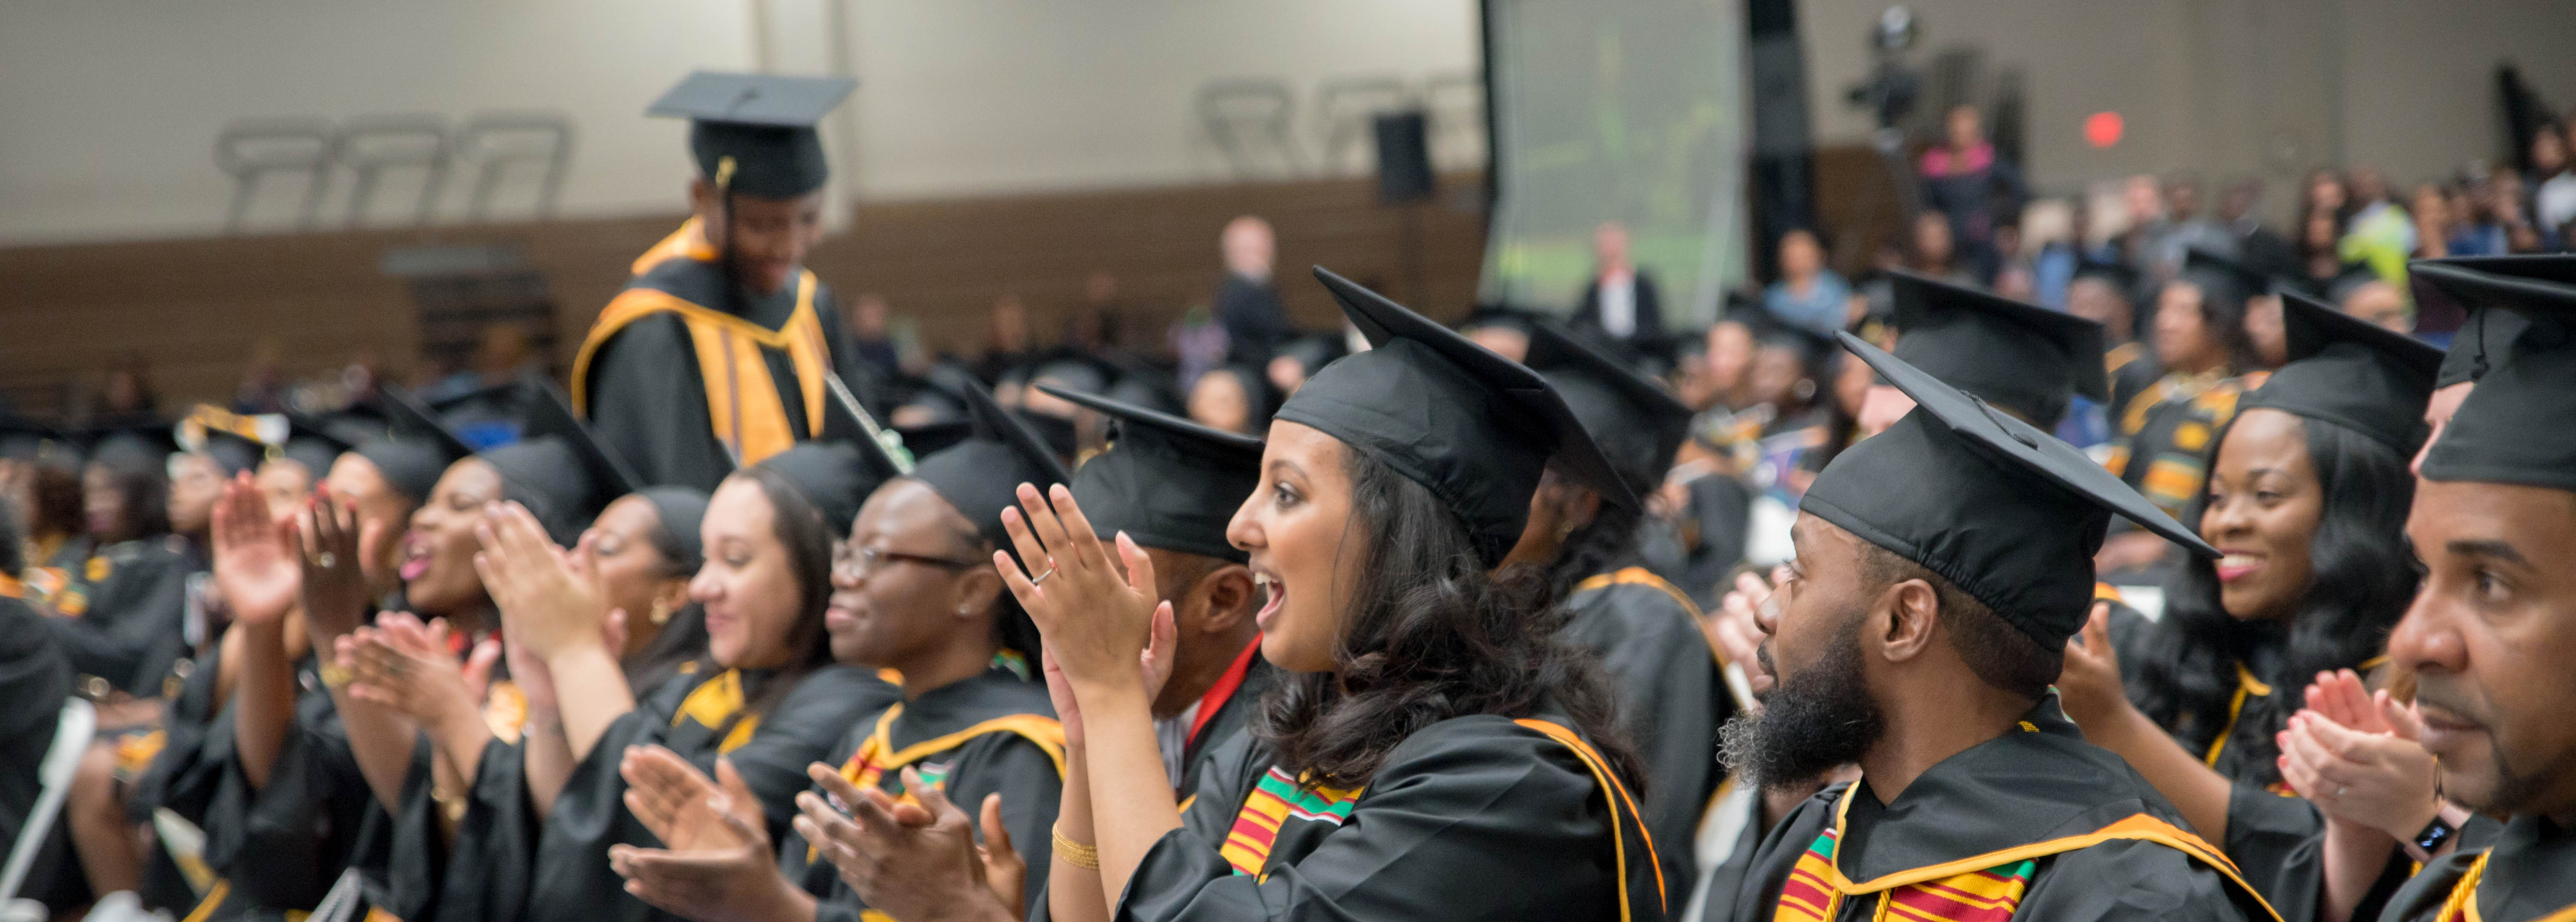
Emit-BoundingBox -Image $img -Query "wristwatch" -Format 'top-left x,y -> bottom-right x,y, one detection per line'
2408,812 -> 2457,861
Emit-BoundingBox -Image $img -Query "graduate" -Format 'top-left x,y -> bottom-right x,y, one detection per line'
607,376 -> 1066,922
2375,262 -> 2576,922
1037,383 -> 1272,799
1002,268 -> 1663,922
573,71 -> 875,492
2052,292 -> 2434,922
1509,320 -> 1732,914
1855,269 -> 2110,436
0,506 -> 76,913
362,381 -> 890,922
1713,334 -> 2274,922
165,389 -> 490,921
2100,251 -> 2274,574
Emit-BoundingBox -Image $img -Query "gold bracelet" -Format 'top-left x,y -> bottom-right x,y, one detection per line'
1052,824 -> 1100,869
318,662 -> 354,691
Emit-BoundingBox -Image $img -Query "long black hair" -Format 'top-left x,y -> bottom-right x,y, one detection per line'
2127,413 -> 2418,785
713,465 -> 839,723
2163,272 -> 2264,376
1258,447 -> 1642,792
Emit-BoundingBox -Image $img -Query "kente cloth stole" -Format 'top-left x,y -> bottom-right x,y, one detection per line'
670,668 -> 762,755
1219,767 -> 1363,879
1772,784 -> 2284,922
811,704 -> 1064,862
2436,850 -> 2576,922
1774,828 -> 2035,922
570,219 -> 830,469
1217,719 -> 1665,922
835,704 -> 1066,795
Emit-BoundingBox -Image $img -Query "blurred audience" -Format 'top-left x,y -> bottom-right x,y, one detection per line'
1571,221 -> 1665,347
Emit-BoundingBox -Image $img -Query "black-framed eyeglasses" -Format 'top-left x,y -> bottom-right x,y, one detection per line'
832,543 -> 983,579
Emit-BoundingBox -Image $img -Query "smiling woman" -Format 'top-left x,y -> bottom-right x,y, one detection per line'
2056,293 -> 2439,919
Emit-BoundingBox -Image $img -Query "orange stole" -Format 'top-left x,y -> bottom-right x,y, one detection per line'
2433,850 -> 2576,922
811,704 -> 1063,862
570,219 -> 831,470
1771,785 -> 2284,922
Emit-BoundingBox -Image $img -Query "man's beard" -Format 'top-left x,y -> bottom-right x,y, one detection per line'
1718,611 -> 1884,789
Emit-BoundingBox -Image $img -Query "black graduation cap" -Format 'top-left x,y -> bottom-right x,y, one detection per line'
2242,292 -> 2443,454
1276,267 -> 1637,567
1887,270 -> 2106,428
755,390 -> 906,540
275,412 -> 359,479
2414,257 -> 2574,387
428,378 -> 532,452
635,486 -> 713,571
648,71 -> 856,200
360,385 -> 477,505
2319,262 -> 2384,304
894,420 -> 973,460
1014,409 -> 1080,463
1521,322 -> 1693,493
0,418 -> 64,463
480,381 -> 639,545
2418,265 -> 2576,493
1040,384 -> 1263,564
910,376 -> 1073,557
2184,248 -> 2280,300
1804,333 -> 2217,647
81,421 -> 177,476
1025,354 -> 1121,397
179,406 -> 273,477
2070,257 -> 2141,294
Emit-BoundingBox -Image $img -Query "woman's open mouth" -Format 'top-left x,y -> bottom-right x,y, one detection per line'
1253,571 -> 1285,630
397,534 -> 432,582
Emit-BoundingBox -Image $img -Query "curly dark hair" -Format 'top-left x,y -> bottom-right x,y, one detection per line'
1540,470 -> 1647,599
1257,447 -> 1644,793
2127,414 -> 2418,786
2162,270 -> 2265,376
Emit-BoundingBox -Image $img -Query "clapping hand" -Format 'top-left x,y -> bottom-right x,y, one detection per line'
994,483 -> 1167,701
1711,569 -> 1784,704
611,748 -> 814,922
341,613 -> 501,731
474,502 -> 611,662
298,488 -> 376,639
795,764 -> 1023,922
2278,669 -> 2441,840
2055,603 -> 2132,730
211,473 -> 300,626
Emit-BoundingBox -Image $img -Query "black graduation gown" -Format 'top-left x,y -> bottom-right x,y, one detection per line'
778,668 -> 1064,922
484,665 -> 894,922
130,643 -> 236,912
1717,694 -> 2273,922
45,537 -> 196,695
183,657 -> 387,922
0,597 -> 74,900
1562,566 -> 1733,916
2379,815 -> 2576,922
2105,600 -> 2387,922
1115,705 -> 1666,922
582,254 -> 869,492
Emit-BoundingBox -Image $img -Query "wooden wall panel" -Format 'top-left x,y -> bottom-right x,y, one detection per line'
0,174 -> 1486,421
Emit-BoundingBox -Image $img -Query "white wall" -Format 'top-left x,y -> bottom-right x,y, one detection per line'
0,0 -> 1479,244
0,0 -> 757,242
1795,0 -> 2576,211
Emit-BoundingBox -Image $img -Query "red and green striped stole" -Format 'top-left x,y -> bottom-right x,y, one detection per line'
1771,785 -> 2284,922
1774,827 -> 2035,922
1219,767 -> 1363,878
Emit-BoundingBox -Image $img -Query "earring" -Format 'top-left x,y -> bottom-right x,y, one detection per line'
957,604 -> 971,615
649,600 -> 672,626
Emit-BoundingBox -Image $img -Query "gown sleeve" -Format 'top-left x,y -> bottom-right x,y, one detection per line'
199,682 -> 386,914
584,316 -> 731,493
2222,782 -> 2327,922
381,737 -> 538,922
527,667 -> 889,922
1115,715 -> 1634,922
1568,582 -> 1730,903
46,548 -> 190,694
